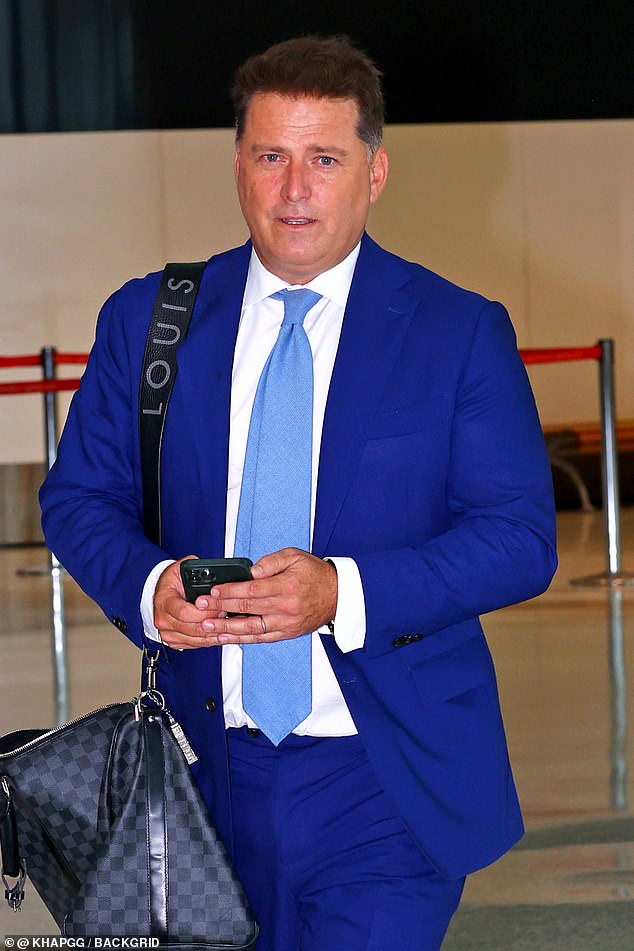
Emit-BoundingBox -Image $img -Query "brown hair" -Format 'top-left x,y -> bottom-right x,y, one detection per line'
232,35 -> 384,154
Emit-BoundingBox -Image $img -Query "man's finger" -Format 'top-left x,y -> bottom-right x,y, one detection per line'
251,547 -> 301,578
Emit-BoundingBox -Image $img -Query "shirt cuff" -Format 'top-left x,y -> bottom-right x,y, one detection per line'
318,556 -> 366,652
140,559 -> 175,642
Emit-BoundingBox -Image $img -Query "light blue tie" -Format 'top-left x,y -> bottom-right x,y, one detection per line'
234,288 -> 322,745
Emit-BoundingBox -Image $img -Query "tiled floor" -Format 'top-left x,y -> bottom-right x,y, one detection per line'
1,508 -> 633,948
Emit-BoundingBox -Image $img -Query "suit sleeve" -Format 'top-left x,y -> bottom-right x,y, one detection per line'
354,300 -> 557,657
39,279 -> 172,647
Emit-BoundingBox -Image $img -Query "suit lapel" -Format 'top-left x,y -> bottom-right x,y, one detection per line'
169,242 -> 251,555
312,236 -> 417,556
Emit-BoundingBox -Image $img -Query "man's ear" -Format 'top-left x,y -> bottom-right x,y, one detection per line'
369,146 -> 389,204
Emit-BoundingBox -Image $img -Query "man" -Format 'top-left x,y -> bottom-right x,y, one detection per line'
40,35 -> 557,950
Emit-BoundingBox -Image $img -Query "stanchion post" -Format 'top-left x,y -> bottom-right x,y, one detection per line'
41,347 -> 69,724
608,589 -> 628,811
571,338 -> 633,588
599,339 -> 620,576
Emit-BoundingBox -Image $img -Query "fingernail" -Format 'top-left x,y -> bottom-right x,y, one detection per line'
209,587 -> 220,597
197,598 -> 209,609
202,620 -> 215,631
252,565 -> 263,576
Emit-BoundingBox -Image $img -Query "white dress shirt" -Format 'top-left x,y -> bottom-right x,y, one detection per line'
142,244 -> 367,736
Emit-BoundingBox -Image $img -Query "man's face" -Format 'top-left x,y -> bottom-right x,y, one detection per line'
234,92 -> 388,284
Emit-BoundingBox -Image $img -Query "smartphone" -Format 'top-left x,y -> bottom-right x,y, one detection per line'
180,557 -> 253,604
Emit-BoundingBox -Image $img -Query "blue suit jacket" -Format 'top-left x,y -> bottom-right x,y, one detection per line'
40,234 -> 557,878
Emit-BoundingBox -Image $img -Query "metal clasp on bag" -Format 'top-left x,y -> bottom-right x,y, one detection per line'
143,647 -> 161,692
134,689 -> 166,721
135,651 -> 166,721
136,649 -> 198,764
2,862 -> 26,912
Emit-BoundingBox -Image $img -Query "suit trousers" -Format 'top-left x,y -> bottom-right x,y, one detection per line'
226,727 -> 465,951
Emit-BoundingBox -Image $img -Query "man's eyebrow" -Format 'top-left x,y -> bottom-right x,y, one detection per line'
249,143 -> 284,154
248,143 -> 349,157
309,145 -> 348,157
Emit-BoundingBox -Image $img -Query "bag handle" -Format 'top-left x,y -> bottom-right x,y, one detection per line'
97,704 -> 169,941
143,714 -> 169,941
139,262 -> 205,546
0,778 -> 27,910
136,264 -> 203,934
0,778 -> 20,879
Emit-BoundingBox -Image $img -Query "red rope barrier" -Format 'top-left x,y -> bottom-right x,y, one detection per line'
55,352 -> 88,365
520,345 -> 602,365
0,350 -> 87,395
0,352 -> 88,371
0,378 -> 82,396
0,354 -> 43,369
0,344 -> 605,396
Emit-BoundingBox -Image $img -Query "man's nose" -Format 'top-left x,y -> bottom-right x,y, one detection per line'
281,161 -> 311,202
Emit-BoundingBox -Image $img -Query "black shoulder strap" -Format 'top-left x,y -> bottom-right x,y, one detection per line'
139,262 -> 205,546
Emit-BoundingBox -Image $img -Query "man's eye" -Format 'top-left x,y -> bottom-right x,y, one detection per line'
317,156 -> 335,166
263,153 -> 280,163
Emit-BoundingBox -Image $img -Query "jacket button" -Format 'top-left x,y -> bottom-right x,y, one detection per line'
204,697 -> 216,712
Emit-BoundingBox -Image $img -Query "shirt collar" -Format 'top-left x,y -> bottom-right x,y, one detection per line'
243,242 -> 361,309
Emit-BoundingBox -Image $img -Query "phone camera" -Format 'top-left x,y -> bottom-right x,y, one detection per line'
187,565 -> 217,585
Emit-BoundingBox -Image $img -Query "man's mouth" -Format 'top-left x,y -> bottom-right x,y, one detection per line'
279,217 -> 316,225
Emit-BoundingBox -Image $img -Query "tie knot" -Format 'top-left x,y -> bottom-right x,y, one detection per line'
272,288 -> 322,327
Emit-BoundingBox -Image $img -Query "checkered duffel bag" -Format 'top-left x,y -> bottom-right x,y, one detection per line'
0,686 -> 258,950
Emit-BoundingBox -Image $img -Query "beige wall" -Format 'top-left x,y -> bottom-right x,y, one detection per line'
0,120 -> 632,464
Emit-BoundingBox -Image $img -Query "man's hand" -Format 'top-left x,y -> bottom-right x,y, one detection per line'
153,555 -> 226,650
197,548 -> 338,644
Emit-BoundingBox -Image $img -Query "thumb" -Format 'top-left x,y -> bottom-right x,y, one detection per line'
251,548 -> 297,578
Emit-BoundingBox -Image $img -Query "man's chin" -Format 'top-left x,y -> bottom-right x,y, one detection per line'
260,242 -> 329,284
